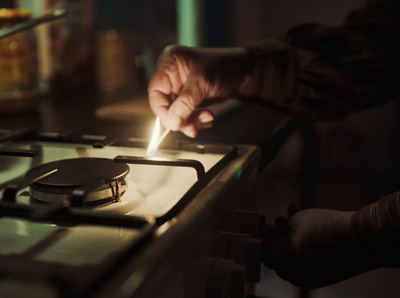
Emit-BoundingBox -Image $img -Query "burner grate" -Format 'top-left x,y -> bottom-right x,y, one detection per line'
114,155 -> 206,179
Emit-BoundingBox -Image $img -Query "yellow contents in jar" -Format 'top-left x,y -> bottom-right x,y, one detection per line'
0,8 -> 39,113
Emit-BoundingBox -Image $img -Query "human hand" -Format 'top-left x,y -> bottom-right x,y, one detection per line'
262,207 -> 377,288
148,45 -> 253,137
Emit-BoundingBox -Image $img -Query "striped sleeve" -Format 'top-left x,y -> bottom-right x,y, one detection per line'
241,0 -> 400,119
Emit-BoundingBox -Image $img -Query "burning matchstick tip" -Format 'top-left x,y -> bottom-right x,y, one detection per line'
155,129 -> 170,148
146,118 -> 171,156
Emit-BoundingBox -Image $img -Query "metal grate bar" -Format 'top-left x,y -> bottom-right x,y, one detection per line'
0,128 -> 36,143
0,148 -> 39,157
114,155 -> 206,179
93,136 -> 120,148
2,169 -> 58,202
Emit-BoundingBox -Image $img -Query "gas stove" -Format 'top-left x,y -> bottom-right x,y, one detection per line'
0,128 -> 264,298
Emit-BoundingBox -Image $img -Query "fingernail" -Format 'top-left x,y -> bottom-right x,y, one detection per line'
182,127 -> 196,138
199,114 -> 214,124
185,131 -> 195,138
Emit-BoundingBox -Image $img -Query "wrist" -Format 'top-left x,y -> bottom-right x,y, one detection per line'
351,191 -> 400,267
237,39 -> 299,103
338,211 -> 357,244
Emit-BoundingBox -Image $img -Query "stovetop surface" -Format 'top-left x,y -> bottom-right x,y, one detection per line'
1,140 -> 224,217
0,130 -> 261,298
0,217 -> 141,266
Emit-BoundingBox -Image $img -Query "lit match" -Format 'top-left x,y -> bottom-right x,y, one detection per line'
146,117 -> 170,156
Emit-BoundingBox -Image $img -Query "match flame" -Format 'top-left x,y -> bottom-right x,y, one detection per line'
146,117 -> 161,156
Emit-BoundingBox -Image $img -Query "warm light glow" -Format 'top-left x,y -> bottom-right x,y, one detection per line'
146,117 -> 161,156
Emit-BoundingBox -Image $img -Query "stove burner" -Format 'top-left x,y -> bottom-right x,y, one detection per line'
25,158 -> 129,206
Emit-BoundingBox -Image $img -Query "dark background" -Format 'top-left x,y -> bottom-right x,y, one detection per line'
1,0 -> 400,297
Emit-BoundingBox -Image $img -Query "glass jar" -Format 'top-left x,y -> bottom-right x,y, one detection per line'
47,0 -> 96,93
0,8 -> 39,113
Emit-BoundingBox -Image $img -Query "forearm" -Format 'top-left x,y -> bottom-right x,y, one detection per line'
240,37 -> 396,120
239,0 -> 400,120
239,39 -> 306,116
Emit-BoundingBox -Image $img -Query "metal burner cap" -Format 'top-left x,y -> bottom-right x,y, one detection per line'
26,158 -> 130,204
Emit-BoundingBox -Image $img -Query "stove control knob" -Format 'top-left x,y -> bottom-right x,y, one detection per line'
204,232 -> 262,283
